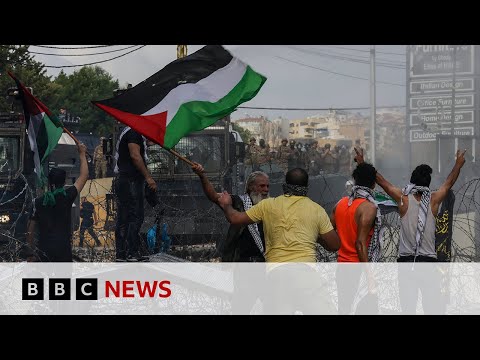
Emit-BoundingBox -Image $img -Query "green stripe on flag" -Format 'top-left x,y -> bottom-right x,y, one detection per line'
163,66 -> 267,149
41,114 -> 64,162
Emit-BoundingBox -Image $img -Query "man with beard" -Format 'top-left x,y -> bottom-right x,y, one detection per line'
192,162 -> 268,261
192,162 -> 269,314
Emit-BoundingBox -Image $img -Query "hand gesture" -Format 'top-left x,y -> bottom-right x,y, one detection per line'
217,191 -> 232,208
77,142 -> 87,155
455,149 -> 467,168
354,147 -> 365,164
191,162 -> 205,175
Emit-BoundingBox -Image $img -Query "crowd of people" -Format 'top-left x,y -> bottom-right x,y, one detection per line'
23,124 -> 468,313
244,137 -> 355,178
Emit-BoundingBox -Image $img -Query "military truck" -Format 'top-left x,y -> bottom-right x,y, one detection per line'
0,112 -> 35,260
138,116 -> 246,255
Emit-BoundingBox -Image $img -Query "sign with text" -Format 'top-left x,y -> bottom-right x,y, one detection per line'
410,127 -> 474,142
410,78 -> 474,94
410,94 -> 474,110
410,110 -> 474,126
410,45 -> 474,77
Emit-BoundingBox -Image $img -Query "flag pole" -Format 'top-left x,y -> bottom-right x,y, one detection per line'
62,125 -> 93,161
168,148 -> 195,167
63,126 -> 80,145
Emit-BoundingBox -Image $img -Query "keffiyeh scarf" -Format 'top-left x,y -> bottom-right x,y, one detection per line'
401,183 -> 431,259
282,183 -> 308,197
348,185 -> 382,262
239,194 -> 265,256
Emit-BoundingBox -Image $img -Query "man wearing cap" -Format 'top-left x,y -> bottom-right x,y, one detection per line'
245,137 -> 260,179
276,138 -> 293,174
94,137 -> 108,179
26,143 -> 89,262
321,143 -> 337,174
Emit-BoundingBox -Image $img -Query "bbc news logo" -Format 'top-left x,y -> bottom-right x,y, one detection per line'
22,278 -> 171,300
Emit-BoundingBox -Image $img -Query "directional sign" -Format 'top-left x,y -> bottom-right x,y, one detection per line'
410,78 -> 474,94
410,127 -> 474,142
410,45 -> 474,77
410,110 -> 474,126
410,94 -> 474,110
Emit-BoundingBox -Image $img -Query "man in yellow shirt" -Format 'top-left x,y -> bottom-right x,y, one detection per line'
217,168 -> 340,314
218,168 -> 339,262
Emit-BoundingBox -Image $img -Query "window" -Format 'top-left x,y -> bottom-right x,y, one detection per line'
0,137 -> 20,173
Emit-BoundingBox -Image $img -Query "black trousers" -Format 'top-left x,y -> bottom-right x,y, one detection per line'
115,177 -> 145,260
79,221 -> 100,247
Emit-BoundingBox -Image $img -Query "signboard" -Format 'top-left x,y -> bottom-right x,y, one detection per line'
410,94 -> 474,110
59,113 -> 81,125
410,110 -> 474,126
410,127 -> 474,142
410,45 -> 474,77
410,78 -> 474,94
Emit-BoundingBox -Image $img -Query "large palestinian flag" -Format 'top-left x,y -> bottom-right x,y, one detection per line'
92,45 -> 267,149
8,72 -> 64,186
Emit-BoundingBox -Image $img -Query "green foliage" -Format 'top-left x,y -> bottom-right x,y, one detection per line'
0,45 -> 51,112
50,66 -> 119,136
232,122 -> 252,143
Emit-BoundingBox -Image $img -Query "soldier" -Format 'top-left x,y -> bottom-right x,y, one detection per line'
288,140 -> 301,171
257,139 -> 271,173
307,141 -> 322,175
276,138 -> 292,174
245,137 -> 260,179
338,145 -> 351,175
94,137 -> 108,179
321,143 -> 337,174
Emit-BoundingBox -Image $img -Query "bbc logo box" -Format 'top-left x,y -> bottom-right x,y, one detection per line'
22,278 -> 98,300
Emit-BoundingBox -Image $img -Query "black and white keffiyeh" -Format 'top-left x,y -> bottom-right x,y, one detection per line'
114,126 -> 149,174
401,183 -> 431,259
282,183 -> 308,197
348,185 -> 382,262
239,194 -> 265,256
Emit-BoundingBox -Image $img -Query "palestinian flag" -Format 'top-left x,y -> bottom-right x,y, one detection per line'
8,72 -> 64,186
92,45 -> 267,149
375,192 -> 398,215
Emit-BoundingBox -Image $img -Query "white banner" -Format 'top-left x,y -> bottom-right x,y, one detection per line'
4,262 -> 480,315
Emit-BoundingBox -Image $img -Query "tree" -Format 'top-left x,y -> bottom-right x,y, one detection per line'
51,66 -> 119,136
0,45 -> 52,112
232,122 -> 252,143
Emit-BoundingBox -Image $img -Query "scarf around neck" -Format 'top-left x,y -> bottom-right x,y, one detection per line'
348,185 -> 382,262
43,187 -> 67,207
401,183 -> 431,260
282,183 -> 308,197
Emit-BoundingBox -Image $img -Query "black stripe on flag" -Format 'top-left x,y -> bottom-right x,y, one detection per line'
94,45 -> 233,114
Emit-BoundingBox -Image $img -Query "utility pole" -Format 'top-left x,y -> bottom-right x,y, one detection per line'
177,45 -> 188,59
451,45 -> 457,153
370,45 -> 376,165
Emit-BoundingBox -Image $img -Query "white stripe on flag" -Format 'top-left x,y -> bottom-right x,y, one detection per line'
142,57 -> 248,126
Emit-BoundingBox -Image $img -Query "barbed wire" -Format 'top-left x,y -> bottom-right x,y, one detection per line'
1,148 -> 480,264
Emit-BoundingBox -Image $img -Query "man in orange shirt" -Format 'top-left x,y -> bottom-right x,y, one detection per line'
331,160 -> 379,314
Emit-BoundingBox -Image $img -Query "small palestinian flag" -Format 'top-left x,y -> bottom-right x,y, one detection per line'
8,72 -> 63,186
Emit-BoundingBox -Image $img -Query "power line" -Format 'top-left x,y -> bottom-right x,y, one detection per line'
275,56 -> 406,87
26,45 -> 140,57
238,105 -> 405,110
284,46 -> 406,69
322,45 -> 406,56
40,46 -> 146,68
31,45 -> 114,49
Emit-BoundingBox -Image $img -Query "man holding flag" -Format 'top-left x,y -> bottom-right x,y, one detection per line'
93,45 -> 267,260
7,72 -> 90,262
